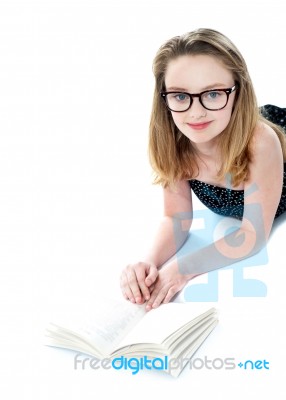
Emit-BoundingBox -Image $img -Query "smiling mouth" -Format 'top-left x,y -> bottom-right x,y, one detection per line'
187,121 -> 212,130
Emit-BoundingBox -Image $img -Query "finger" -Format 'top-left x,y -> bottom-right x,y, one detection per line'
145,285 -> 167,311
120,271 -> 135,302
145,265 -> 158,287
151,287 -> 169,309
126,268 -> 143,304
145,286 -> 159,311
134,267 -> 151,302
148,283 -> 155,293
163,286 -> 178,304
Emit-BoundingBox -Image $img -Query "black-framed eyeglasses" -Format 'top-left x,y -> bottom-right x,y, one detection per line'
160,84 -> 237,112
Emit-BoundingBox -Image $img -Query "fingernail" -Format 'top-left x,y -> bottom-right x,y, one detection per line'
135,297 -> 141,303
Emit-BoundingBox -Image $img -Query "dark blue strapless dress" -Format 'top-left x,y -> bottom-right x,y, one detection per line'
189,105 -> 286,220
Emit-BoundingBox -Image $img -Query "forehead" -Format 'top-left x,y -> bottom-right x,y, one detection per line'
164,54 -> 233,90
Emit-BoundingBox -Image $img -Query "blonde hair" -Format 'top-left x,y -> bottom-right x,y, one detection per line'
148,28 -> 286,188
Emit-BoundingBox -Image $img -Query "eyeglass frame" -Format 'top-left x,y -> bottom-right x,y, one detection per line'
160,84 -> 238,112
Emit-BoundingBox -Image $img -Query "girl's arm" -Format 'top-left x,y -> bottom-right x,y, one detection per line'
145,122 -> 284,310
142,179 -> 194,266
120,179 -> 194,304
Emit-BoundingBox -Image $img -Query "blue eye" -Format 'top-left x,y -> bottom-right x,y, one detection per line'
174,93 -> 188,101
207,91 -> 221,99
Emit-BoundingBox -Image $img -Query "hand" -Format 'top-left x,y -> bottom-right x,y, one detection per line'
120,261 -> 158,304
145,262 -> 196,311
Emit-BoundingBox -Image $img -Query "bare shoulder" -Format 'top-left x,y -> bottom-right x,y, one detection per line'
251,121 -> 282,159
245,121 -> 284,238
247,121 -> 283,183
163,179 -> 192,202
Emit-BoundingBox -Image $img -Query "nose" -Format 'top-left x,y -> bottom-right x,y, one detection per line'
187,97 -> 206,119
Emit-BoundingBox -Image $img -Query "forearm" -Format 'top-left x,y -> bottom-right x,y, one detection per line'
141,216 -> 191,268
177,226 -> 267,276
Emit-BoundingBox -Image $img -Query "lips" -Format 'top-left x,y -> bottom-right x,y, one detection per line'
187,121 -> 212,130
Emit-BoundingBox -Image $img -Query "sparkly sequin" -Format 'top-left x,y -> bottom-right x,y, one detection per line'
189,104 -> 286,220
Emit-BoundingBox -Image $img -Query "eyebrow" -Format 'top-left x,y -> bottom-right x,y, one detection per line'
166,83 -> 228,92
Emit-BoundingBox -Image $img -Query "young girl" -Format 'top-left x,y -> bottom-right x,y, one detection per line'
120,28 -> 286,311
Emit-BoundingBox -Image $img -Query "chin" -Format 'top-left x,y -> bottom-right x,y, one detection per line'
185,134 -> 219,144
181,129 -> 223,144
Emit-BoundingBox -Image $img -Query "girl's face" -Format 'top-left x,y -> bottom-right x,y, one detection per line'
164,54 -> 236,149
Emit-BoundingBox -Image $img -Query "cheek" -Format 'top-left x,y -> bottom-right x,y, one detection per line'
216,108 -> 233,127
170,113 -> 184,128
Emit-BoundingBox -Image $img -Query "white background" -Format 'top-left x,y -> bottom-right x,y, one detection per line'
0,0 -> 286,399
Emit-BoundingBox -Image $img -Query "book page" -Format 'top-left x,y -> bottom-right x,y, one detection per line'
117,303 -> 216,350
47,297 -> 146,355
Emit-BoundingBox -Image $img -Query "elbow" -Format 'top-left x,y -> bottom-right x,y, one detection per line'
214,228 -> 267,262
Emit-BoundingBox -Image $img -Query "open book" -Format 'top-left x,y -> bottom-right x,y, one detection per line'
45,298 -> 218,378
